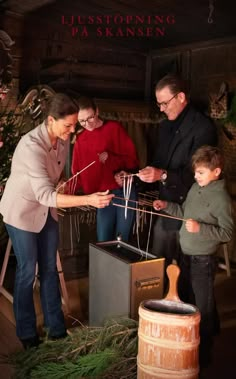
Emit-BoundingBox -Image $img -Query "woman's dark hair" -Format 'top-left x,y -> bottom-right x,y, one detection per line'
77,96 -> 97,112
192,145 -> 224,171
46,93 -> 79,121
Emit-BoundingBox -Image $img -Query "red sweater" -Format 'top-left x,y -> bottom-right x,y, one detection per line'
71,120 -> 139,194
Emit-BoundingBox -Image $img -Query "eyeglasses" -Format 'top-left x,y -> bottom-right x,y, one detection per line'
78,114 -> 96,126
156,93 -> 179,109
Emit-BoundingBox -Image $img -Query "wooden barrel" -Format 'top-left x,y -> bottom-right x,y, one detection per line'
137,265 -> 201,379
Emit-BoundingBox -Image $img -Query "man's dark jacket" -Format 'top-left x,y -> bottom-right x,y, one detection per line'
152,104 -> 218,229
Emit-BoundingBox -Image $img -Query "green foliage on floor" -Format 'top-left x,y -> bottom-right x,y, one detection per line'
10,317 -> 138,379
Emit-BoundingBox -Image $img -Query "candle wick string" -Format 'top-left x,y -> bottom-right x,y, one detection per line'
112,201 -> 187,222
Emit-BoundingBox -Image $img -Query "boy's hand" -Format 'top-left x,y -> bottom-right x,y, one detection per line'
153,200 -> 167,211
185,219 -> 200,233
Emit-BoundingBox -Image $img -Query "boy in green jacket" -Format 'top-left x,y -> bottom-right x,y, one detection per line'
153,145 -> 234,369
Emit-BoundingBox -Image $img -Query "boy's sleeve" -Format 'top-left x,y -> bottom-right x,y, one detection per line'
165,201 -> 185,219
199,200 -> 234,243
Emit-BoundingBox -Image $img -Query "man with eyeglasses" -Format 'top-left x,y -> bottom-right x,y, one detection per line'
138,73 -> 217,268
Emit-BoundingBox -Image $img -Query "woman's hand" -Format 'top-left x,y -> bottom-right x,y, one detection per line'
56,179 -> 70,194
153,199 -> 167,211
98,151 -> 108,164
185,219 -> 200,233
87,190 -> 114,208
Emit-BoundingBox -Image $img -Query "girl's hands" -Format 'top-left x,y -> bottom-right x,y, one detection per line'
98,151 -> 108,164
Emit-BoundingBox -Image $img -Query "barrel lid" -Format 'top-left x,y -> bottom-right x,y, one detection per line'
141,298 -> 199,315
140,264 -> 200,316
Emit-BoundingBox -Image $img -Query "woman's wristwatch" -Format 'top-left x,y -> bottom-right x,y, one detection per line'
160,169 -> 168,183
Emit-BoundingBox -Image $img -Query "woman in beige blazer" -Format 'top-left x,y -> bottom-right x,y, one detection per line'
0,93 -> 113,349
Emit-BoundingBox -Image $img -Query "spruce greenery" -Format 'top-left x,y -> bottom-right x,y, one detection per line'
9,317 -> 138,379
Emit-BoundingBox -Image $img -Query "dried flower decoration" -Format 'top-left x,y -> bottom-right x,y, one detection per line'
0,110 -> 24,197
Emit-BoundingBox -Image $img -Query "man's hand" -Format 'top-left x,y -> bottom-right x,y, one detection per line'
185,219 -> 200,233
137,166 -> 162,183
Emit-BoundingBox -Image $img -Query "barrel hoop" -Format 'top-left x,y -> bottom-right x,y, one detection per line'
137,357 -> 199,377
139,310 -> 201,326
138,330 -> 200,349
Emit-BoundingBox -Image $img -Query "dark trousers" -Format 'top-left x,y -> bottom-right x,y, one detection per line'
152,216 -> 181,266
178,253 -> 220,367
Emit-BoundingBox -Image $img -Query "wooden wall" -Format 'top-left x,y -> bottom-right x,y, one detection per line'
0,12 -> 24,108
150,37 -> 236,108
2,11 -> 236,188
17,10 -> 147,100
2,11 -> 236,108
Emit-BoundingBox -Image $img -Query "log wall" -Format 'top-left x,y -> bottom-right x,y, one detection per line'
150,37 -> 236,107
18,11 -> 147,100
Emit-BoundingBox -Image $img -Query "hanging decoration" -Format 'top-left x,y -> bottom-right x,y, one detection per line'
208,0 -> 215,24
122,175 -> 133,219
0,29 -> 15,100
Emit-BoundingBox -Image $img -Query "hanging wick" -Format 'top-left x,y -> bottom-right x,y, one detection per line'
113,195 -> 153,207
120,173 -> 139,179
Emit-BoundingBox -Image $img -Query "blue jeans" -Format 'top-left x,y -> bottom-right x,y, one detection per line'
96,187 -> 137,242
5,212 -> 66,340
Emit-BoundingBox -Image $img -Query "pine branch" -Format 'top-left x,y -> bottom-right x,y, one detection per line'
9,317 -> 138,379
30,349 -> 119,379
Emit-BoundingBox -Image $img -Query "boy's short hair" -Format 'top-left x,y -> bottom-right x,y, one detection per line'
192,145 -> 224,171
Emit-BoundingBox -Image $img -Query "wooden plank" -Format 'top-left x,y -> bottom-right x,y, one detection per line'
0,312 -> 22,379
42,76 -> 144,92
151,36 -> 236,57
39,61 -> 144,81
97,98 -> 152,113
0,295 -> 15,326
144,54 -> 152,101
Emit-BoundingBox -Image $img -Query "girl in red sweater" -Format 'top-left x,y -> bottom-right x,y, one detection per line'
71,96 -> 139,242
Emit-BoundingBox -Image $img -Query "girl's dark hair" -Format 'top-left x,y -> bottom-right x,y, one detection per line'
192,145 -> 224,171
77,96 -> 97,112
46,93 -> 79,121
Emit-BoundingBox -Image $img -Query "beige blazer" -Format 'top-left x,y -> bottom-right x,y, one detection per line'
0,122 -> 69,232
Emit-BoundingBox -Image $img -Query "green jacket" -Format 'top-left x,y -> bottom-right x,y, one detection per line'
165,179 -> 234,255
